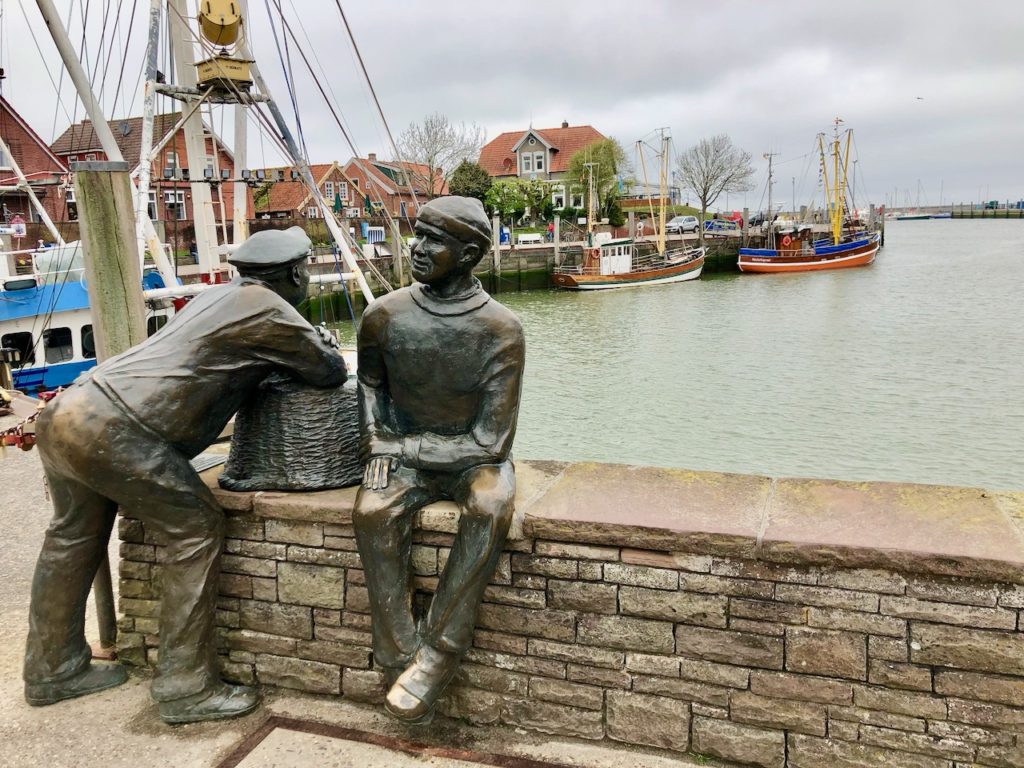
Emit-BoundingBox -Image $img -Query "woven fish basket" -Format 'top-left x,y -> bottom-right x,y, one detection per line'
219,374 -> 362,491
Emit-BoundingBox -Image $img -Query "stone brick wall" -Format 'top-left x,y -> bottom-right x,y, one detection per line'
117,461 -> 1024,768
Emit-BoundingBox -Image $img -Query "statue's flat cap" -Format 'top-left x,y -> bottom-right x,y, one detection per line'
418,196 -> 491,250
228,226 -> 312,269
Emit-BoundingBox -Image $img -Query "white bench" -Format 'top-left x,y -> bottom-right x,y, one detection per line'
517,233 -> 543,245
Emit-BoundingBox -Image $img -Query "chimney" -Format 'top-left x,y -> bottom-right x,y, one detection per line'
367,152 -> 377,161
561,120 -> 569,129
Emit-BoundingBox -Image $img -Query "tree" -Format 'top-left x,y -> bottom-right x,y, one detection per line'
675,134 -> 755,245
566,139 -> 629,221
448,160 -> 492,203
485,180 -> 527,225
395,112 -> 486,199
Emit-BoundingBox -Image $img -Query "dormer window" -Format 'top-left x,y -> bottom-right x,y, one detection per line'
534,152 -> 544,172
521,153 -> 533,174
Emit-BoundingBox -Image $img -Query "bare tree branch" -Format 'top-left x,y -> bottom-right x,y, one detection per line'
394,112 -> 486,199
676,134 -> 755,245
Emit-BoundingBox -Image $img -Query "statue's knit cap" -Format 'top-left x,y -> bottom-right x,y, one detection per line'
228,226 -> 312,269
418,196 -> 491,250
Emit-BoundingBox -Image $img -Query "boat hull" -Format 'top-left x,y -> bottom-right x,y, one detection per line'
552,254 -> 704,290
738,234 -> 879,274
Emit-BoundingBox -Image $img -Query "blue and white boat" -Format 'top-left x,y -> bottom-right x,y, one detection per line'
0,243 -> 173,391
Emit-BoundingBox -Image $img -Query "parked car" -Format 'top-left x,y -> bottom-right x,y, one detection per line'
666,215 -> 699,234
703,219 -> 741,233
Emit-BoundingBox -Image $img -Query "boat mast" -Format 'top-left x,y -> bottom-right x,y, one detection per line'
35,0 -> 178,287
167,0 -> 221,280
657,129 -> 668,256
583,161 -> 598,247
135,0 -> 161,268
763,151 -> 776,246
819,117 -> 849,246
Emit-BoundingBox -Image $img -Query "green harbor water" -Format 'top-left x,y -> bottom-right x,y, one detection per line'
332,220 -> 1024,491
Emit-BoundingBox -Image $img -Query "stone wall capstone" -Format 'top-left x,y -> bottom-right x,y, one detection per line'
117,461 -> 1024,768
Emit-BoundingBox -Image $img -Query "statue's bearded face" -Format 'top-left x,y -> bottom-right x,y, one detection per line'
410,222 -> 465,284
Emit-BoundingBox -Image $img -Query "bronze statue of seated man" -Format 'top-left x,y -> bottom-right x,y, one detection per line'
353,196 -> 525,724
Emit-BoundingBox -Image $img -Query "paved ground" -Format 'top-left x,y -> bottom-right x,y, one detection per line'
0,414 -> 712,768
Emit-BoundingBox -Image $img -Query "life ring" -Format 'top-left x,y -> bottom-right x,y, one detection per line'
781,235 -> 792,247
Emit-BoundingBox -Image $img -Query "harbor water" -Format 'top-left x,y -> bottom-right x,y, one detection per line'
333,220 -> 1024,491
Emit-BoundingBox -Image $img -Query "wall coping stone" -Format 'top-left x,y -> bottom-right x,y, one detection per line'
204,460 -> 1024,583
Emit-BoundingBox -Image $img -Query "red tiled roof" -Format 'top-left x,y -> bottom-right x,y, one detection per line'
50,113 -> 187,161
256,163 -> 341,214
478,125 -> 607,177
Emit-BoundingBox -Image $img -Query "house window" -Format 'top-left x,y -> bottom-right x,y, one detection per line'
552,185 -> 566,209
400,201 -> 407,218
1,332 -> 34,364
352,178 -> 359,187
307,207 -> 320,218
43,327 -> 74,363
324,181 -> 334,199
339,181 -> 348,200
570,188 -> 584,209
81,325 -> 96,359
147,191 -> 158,220
164,190 -> 186,220
164,151 -> 179,177
85,153 -> 97,162
534,152 -> 545,173
0,145 -> 9,168
65,186 -> 78,220
521,153 -> 533,174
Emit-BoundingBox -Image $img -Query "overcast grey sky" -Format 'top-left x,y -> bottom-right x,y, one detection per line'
4,1 -> 1022,209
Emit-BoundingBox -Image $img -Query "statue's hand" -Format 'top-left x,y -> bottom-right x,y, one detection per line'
363,455 -> 398,491
316,324 -> 340,349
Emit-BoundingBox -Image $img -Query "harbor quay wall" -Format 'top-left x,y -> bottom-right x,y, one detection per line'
117,461 -> 1024,768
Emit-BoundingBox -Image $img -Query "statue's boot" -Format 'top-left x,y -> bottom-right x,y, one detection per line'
159,682 -> 259,725
24,661 -> 128,706
385,645 -> 459,725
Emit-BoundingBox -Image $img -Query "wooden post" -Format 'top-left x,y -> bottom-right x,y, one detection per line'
390,222 -> 405,288
628,210 -> 636,238
553,214 -> 561,267
491,214 -> 501,293
75,162 -> 147,358
73,160 -> 147,653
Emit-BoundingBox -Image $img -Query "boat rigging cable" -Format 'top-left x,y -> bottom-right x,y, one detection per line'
259,0 -> 404,288
267,0 -> 407,233
334,0 -> 421,217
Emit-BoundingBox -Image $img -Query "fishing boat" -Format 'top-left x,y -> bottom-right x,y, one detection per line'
551,236 -> 703,290
0,243 -> 175,390
738,119 -> 880,274
552,129 -> 704,290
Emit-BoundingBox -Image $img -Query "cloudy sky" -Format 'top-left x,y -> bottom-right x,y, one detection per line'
4,1 -> 1022,209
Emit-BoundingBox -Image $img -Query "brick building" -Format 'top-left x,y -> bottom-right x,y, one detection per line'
341,153 -> 444,220
50,112 -> 252,231
254,162 -> 348,220
0,96 -> 68,227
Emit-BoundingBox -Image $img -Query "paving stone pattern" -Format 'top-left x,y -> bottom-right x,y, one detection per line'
116,470 -> 1024,768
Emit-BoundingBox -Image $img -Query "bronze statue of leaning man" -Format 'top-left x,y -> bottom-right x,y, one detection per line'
354,195 -> 525,724
24,227 -> 347,724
